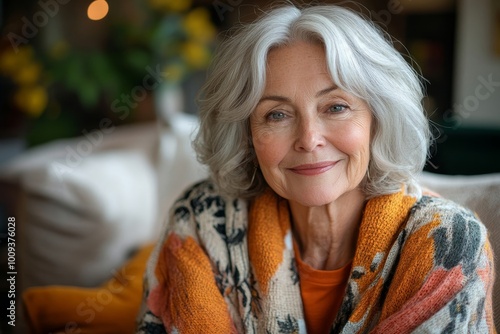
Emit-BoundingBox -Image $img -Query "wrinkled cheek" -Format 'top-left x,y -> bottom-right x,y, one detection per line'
252,138 -> 288,193
346,145 -> 370,185
354,152 -> 369,179
255,147 -> 283,182
254,143 -> 277,168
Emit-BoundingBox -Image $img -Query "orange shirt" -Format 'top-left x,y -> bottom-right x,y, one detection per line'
294,243 -> 352,334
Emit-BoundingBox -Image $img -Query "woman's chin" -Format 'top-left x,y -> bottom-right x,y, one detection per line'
287,191 -> 342,208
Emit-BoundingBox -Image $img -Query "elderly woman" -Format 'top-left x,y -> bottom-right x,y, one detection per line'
136,4 -> 495,334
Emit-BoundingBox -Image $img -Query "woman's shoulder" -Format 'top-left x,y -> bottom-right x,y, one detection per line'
407,194 -> 489,243
405,194 -> 490,272
167,178 -> 249,233
367,193 -> 495,333
172,178 -> 244,212
176,178 -> 219,200
409,194 -> 485,230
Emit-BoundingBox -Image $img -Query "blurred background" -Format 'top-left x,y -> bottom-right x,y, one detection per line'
0,0 -> 499,173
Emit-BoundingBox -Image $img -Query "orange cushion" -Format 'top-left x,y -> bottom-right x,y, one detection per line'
22,244 -> 155,334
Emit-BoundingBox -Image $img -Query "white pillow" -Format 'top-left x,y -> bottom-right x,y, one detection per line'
18,150 -> 158,288
0,122 -> 161,289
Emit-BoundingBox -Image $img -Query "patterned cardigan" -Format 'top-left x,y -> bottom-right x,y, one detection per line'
136,180 -> 496,333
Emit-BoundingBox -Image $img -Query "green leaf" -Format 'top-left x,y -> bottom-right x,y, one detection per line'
78,78 -> 100,108
124,49 -> 151,71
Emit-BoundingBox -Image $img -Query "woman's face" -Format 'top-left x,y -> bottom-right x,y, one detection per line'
250,41 -> 372,207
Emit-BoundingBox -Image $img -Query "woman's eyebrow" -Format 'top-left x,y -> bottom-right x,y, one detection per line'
257,95 -> 291,104
316,85 -> 339,97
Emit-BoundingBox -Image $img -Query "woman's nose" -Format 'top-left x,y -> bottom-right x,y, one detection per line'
294,116 -> 326,152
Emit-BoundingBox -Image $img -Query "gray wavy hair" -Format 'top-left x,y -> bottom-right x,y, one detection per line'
193,4 -> 431,199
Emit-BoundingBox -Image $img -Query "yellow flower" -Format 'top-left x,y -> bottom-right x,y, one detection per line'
13,62 -> 42,85
167,0 -> 192,12
15,46 -> 35,67
0,46 -> 34,74
14,85 -> 48,117
164,63 -> 184,82
183,7 -> 216,43
0,46 -> 42,83
181,41 -> 211,69
0,49 -> 18,74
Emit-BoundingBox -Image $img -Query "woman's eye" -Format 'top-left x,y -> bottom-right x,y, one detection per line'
328,104 -> 348,113
267,111 -> 286,121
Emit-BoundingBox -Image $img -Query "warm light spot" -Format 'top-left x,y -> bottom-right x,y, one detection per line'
87,0 -> 109,21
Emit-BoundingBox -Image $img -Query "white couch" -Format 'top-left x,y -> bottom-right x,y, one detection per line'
1,115 -> 498,330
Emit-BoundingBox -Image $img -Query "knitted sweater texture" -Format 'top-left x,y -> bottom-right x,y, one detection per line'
136,180 -> 495,333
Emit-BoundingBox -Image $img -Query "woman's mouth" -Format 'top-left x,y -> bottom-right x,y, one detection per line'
288,161 -> 338,176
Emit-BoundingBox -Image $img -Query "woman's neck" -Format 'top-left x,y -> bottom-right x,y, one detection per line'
289,188 -> 367,270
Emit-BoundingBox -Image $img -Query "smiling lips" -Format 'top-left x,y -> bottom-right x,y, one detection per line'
288,161 -> 338,176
